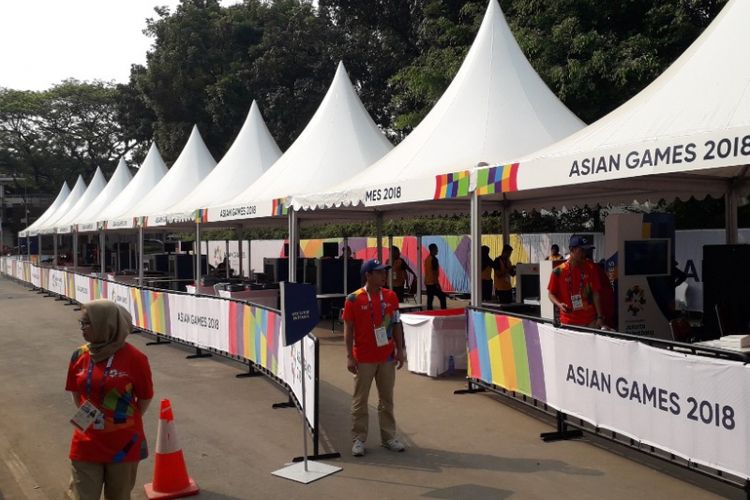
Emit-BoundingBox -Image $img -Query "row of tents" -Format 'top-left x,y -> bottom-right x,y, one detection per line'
20,0 -> 750,246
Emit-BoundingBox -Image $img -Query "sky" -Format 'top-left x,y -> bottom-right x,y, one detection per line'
0,0 -> 240,91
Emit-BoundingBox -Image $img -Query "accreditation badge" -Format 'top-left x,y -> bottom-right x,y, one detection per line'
374,327 -> 389,347
571,294 -> 584,311
70,400 -> 103,432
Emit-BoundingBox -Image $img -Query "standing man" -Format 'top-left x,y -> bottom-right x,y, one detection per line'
493,244 -> 515,304
547,235 -> 605,328
424,243 -> 447,309
388,246 -> 415,302
546,244 -> 564,261
343,259 -> 406,457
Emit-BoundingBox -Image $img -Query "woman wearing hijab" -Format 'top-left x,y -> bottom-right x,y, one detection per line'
66,299 -> 153,500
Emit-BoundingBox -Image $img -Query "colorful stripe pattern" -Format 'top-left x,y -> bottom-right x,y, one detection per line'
130,289 -> 171,334
90,278 -> 108,301
193,209 -> 209,224
66,272 -> 76,299
227,301 -> 280,376
434,170 -> 471,199
476,163 -> 519,196
272,197 -> 288,216
467,309 -> 546,401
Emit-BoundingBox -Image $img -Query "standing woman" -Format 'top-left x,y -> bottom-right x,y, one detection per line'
66,299 -> 153,500
480,246 -> 494,302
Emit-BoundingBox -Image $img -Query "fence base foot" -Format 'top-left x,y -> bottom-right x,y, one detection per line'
146,336 -> 171,346
273,396 -> 295,409
292,452 -> 341,463
186,348 -> 212,359
236,365 -> 262,378
541,412 -> 583,442
454,380 -> 486,395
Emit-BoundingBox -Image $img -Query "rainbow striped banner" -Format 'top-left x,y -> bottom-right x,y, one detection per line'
228,301 -> 280,376
272,197 -> 288,216
476,163 -> 519,196
89,278 -> 107,301
65,272 -> 76,299
130,288 -> 171,334
434,170 -> 471,199
193,209 -> 209,224
467,309 -> 546,401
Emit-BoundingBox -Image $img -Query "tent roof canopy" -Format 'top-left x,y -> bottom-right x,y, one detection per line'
34,175 -> 86,236
291,0 -> 585,214
52,167 -> 108,233
75,159 -> 134,233
19,181 -> 69,237
475,0 -> 750,210
99,143 -> 169,230
164,101 -> 281,222
205,61 -> 393,223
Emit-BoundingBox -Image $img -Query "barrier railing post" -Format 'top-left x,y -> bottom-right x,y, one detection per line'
540,412 -> 583,443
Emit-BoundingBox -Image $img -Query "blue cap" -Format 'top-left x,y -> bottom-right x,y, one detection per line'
360,259 -> 390,276
569,234 -> 594,249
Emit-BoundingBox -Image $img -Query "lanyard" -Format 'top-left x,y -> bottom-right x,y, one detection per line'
364,288 -> 386,330
565,264 -> 586,296
85,354 -> 114,402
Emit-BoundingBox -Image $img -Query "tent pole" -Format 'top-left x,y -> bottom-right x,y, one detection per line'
375,212 -> 384,261
225,239 -> 230,278
236,225 -> 243,278
502,198 -> 510,247
288,209 -> 298,283
416,236 -> 423,306
725,179 -> 739,244
38,235 -> 42,263
138,226 -> 144,284
53,233 -> 58,267
72,230 -> 78,270
195,222 -> 201,288
470,191 -> 482,307
99,230 -> 106,275
342,236 -> 348,293
387,235 -> 393,290
26,235 -> 30,260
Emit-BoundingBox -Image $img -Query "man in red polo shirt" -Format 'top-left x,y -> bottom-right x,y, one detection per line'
343,259 -> 406,457
548,235 -> 605,328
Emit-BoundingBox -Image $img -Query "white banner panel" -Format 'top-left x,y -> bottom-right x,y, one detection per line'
49,269 -> 66,296
107,282 -> 133,318
279,336 -> 316,427
74,274 -> 91,304
30,266 -> 41,288
539,323 -> 749,478
168,294 -> 227,350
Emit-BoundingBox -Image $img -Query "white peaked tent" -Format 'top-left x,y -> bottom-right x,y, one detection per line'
206,61 -> 393,223
163,100 -> 281,223
124,126 -> 217,227
53,168 -> 108,234
99,143 -> 168,230
76,159 -> 133,233
290,0 -> 584,214
34,176 -> 87,236
473,0 -> 750,210
19,182 -> 69,238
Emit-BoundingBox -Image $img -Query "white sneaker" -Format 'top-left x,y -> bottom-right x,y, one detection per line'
382,438 -> 406,452
352,439 -> 366,457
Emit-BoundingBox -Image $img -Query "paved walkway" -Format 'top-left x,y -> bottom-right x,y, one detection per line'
0,276 -> 738,499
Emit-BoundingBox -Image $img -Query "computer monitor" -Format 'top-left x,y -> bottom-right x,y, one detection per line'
624,239 -> 670,276
322,242 -> 339,258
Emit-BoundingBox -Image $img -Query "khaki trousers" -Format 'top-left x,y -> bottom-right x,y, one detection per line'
351,361 -> 397,443
66,460 -> 139,500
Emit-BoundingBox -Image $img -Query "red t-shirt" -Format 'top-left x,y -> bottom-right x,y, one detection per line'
547,259 -> 602,326
66,343 -> 154,463
342,287 -> 400,363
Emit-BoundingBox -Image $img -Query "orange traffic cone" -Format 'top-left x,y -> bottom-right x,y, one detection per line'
144,399 -> 200,499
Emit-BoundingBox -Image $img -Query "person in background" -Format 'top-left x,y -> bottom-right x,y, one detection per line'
339,246 -> 353,259
547,235 -> 605,328
388,246 -> 415,302
546,244 -> 564,261
493,244 -> 515,304
66,299 -> 153,500
481,246 -> 494,302
424,243 -> 447,309
343,259 -> 406,457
